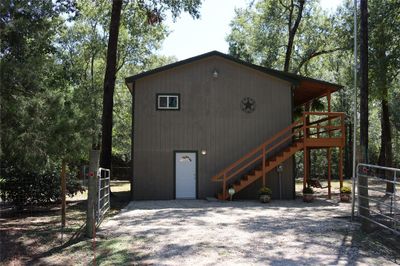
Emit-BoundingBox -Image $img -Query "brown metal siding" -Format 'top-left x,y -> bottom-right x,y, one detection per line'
133,56 -> 293,200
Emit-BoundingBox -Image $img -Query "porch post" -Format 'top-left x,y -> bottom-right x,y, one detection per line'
339,147 -> 344,189
304,147 -> 309,190
327,149 -> 332,199
327,91 -> 332,199
327,91 -> 331,112
303,110 -> 309,190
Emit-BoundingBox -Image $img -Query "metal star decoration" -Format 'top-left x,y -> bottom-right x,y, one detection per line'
241,97 -> 256,113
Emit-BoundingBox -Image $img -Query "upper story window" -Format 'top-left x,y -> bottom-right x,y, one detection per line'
156,94 -> 180,110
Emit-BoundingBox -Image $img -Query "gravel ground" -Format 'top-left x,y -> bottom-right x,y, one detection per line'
100,198 -> 398,265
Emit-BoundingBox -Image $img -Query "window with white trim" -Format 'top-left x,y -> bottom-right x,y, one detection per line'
157,94 -> 180,110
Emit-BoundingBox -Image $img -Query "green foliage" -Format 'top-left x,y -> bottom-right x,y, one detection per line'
227,0 -> 345,74
302,186 -> 314,194
0,0 -> 185,172
340,186 -> 351,194
1,0 -> 86,171
259,186 -> 272,196
0,164 -> 84,208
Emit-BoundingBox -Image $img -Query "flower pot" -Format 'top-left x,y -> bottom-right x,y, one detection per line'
340,193 -> 351,203
303,193 -> 314,203
259,194 -> 271,203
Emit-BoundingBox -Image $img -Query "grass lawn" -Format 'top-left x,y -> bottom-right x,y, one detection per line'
0,181 -> 131,266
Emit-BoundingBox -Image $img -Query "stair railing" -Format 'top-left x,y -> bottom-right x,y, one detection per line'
212,112 -> 346,199
212,118 -> 305,199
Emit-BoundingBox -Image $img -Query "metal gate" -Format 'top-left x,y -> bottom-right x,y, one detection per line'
353,163 -> 400,235
97,168 -> 110,224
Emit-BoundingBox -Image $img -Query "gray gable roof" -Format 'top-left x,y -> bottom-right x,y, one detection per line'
125,51 -> 343,106
125,50 -> 342,88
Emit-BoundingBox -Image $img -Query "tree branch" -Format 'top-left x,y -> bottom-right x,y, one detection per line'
278,0 -> 290,10
295,47 -> 344,74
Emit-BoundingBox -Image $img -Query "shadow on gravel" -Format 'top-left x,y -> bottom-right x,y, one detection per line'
101,199 -> 400,265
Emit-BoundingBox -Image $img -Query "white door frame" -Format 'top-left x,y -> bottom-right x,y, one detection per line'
174,151 -> 197,199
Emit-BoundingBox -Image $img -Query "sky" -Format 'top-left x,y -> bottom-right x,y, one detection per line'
159,0 -> 343,60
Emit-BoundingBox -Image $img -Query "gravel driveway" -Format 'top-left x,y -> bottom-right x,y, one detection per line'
100,199 -> 398,265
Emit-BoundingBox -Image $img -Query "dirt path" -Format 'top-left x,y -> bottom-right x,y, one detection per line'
100,199 -> 398,265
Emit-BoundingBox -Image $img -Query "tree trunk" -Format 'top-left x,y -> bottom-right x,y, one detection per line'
100,0 -> 123,170
284,0 -> 305,73
378,93 -> 394,193
359,0 -> 370,230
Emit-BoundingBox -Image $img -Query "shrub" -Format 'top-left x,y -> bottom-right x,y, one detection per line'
303,186 -> 314,194
340,186 -> 351,194
259,186 -> 272,196
0,166 -> 85,208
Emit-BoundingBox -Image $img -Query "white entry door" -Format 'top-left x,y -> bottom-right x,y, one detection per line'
175,152 -> 197,199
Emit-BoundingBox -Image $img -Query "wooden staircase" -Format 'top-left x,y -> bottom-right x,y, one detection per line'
212,112 -> 345,200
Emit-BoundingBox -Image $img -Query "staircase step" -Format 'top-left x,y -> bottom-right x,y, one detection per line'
215,133 -> 305,200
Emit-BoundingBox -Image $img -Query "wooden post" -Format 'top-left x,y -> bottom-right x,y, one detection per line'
339,147 -> 343,189
327,92 -> 332,199
87,150 -> 100,238
303,108 -> 310,190
304,147 -> 309,190
303,113 -> 310,189
327,91 -> 331,113
262,145 -> 266,186
61,160 -> 66,228
327,149 -> 332,199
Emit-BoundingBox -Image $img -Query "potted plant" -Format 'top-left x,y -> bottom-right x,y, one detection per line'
259,186 -> 272,203
340,186 -> 351,202
303,186 -> 314,203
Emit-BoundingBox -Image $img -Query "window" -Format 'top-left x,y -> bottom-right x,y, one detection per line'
156,94 -> 180,110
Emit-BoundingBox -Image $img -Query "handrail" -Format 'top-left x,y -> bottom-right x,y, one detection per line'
223,126 -> 304,182
212,118 -> 303,181
212,111 -> 346,199
265,126 -> 303,160
303,111 -> 344,116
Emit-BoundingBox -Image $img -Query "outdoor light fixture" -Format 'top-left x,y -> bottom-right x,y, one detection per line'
201,150 -> 207,155
277,165 -> 283,173
212,69 -> 219,78
228,187 -> 235,201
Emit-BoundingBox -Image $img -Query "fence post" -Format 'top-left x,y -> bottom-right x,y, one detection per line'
86,150 -> 100,238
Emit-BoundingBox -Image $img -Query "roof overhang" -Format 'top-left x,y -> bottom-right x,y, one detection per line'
293,80 -> 342,106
